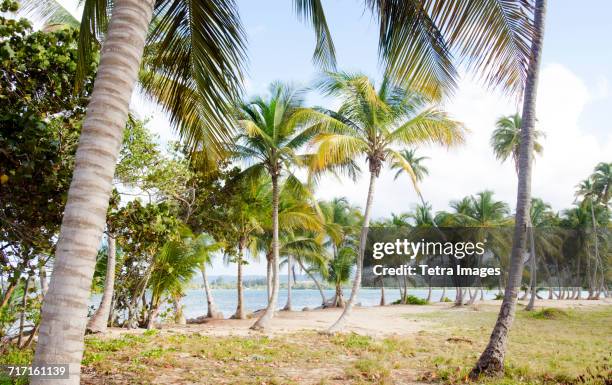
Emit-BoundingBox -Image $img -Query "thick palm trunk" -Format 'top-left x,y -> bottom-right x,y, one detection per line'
471,0 -> 546,377
87,235 -> 116,333
328,171 -> 376,333
201,266 -> 222,318
297,259 -> 326,305
284,256 -> 293,311
252,174 -> 280,330
31,1 -> 154,382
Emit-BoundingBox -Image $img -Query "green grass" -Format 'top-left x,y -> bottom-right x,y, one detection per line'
1,306 -> 609,384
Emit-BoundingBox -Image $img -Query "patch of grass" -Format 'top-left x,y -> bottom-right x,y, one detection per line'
66,305 -> 611,384
529,307 -> 569,320
331,333 -> 373,349
347,357 -> 391,382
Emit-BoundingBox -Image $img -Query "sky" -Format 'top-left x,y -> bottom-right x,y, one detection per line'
54,1 -> 612,275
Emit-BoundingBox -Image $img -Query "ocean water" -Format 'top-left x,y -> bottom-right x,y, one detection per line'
160,287 -> 498,319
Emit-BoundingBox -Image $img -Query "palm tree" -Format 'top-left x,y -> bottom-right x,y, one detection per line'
525,198 -> 558,310
391,149 -> 429,184
439,191 -> 512,305
490,112 -> 545,304
26,0 -> 246,379
318,198 -> 362,307
233,83 -> 321,330
472,0 -> 548,377
280,232 -> 327,311
31,2 -> 158,380
146,237 -> 205,329
490,113 -> 544,173
187,233 -> 224,319
305,73 -> 465,331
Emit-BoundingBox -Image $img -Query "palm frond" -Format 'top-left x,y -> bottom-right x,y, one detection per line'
426,0 -> 534,96
366,0 -> 456,100
145,0 -> 247,154
18,0 -> 80,28
293,0 -> 336,69
386,107 -> 465,147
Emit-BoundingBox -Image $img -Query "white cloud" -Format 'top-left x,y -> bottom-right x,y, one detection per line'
314,64 -> 612,218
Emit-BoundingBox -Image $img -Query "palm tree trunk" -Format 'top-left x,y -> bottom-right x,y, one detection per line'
252,172 -> 280,330
31,1 -> 155,382
266,251 -> 273,302
234,247 -> 246,319
201,266 -> 222,318
334,283 -> 345,307
439,287 -> 446,302
284,256 -> 293,311
146,302 -> 160,330
526,228 -> 537,310
39,264 -> 49,297
379,277 -> 386,306
328,171 -> 376,333
589,201 -> 600,299
87,235 -> 116,333
17,277 -> 30,348
471,0 -> 546,377
297,259 -> 326,305
173,295 -> 186,325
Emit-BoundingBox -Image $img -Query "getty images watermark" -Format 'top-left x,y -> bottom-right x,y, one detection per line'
361,226 -> 604,288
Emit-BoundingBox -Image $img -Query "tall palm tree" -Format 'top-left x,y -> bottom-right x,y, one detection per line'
234,83 -> 321,330
305,73 -> 465,331
491,113 -> 544,173
490,112 -> 545,304
31,2 -> 158,381
472,0 -> 548,377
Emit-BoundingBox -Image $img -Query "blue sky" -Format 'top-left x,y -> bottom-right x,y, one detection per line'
54,1 -> 612,275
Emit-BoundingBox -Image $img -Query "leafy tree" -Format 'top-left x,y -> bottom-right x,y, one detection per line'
0,8 -> 95,334
108,200 -> 181,328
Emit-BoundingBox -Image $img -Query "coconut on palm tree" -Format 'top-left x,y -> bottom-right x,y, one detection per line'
303,73 -> 465,331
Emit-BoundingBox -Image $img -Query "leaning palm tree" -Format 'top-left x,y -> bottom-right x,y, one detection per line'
472,0 -> 548,378
391,149 -> 429,183
234,83 -> 321,330
305,73 -> 465,331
